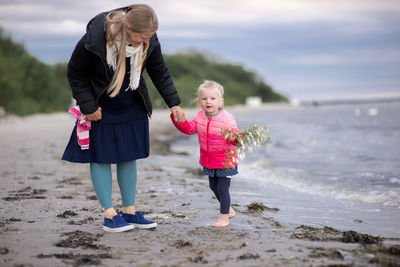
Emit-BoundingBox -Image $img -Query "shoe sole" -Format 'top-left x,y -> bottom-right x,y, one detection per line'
103,224 -> 135,233
131,222 -> 157,229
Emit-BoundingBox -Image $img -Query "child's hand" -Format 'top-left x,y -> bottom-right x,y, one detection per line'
228,132 -> 236,141
234,133 -> 245,147
176,111 -> 186,123
171,106 -> 186,123
221,128 -> 243,146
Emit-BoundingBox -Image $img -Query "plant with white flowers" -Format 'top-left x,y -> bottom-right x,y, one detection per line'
221,125 -> 270,168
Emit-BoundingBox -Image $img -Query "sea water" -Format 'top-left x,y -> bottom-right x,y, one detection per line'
167,100 -> 400,237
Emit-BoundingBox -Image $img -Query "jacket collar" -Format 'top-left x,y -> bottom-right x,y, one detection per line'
205,108 -> 224,117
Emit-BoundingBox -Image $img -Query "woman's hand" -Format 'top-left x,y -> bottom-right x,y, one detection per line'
171,106 -> 186,123
86,107 -> 102,121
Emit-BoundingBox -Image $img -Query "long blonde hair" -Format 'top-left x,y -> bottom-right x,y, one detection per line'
104,4 -> 158,97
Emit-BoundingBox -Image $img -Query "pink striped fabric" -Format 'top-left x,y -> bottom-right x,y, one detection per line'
69,106 -> 91,150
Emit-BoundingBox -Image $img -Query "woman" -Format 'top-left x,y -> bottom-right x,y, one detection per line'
62,4 -> 184,232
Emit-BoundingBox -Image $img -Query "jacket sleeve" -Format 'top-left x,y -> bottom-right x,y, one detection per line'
146,34 -> 181,108
170,113 -> 198,135
67,35 -> 98,115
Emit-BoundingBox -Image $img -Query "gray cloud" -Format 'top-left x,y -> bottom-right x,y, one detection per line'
1,0 -> 400,100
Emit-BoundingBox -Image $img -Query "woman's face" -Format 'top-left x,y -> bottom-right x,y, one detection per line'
126,28 -> 155,47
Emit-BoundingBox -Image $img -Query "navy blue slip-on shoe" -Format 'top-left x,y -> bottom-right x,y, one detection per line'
103,215 -> 135,232
122,212 -> 157,229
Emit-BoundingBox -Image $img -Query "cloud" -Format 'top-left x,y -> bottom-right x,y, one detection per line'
3,19 -> 86,36
157,0 -> 400,26
0,0 -> 131,37
283,49 -> 400,66
1,0 -> 399,101
2,0 -> 399,39
269,73 -> 400,100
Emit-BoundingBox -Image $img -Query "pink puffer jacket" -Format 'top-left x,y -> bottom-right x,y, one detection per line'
171,109 -> 239,169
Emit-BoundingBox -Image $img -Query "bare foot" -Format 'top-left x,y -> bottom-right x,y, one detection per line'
229,206 -> 236,219
211,214 -> 229,228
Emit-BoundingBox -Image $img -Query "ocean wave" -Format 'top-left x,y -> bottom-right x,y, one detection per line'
239,160 -> 400,208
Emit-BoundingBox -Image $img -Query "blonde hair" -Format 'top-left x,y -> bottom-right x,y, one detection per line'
197,80 -> 224,98
105,4 -> 158,97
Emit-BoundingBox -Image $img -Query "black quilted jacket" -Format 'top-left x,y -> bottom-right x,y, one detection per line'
67,7 -> 181,116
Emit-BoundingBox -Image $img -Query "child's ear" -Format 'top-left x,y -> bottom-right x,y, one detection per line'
219,98 -> 224,108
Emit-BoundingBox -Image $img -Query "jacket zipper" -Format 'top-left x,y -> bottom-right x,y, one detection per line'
85,45 -> 110,105
206,116 -> 212,166
136,89 -> 151,117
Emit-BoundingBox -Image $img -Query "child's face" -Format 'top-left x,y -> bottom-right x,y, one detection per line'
198,87 -> 224,115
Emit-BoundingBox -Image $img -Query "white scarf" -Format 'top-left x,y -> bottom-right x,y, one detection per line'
106,40 -> 144,91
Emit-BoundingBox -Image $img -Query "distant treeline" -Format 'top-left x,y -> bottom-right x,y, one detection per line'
145,52 -> 288,108
0,29 -> 71,116
0,29 -> 287,116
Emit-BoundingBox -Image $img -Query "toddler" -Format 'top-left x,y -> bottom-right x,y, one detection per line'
171,80 -> 240,227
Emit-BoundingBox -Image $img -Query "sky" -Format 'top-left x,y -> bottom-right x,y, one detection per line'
1,0 -> 400,101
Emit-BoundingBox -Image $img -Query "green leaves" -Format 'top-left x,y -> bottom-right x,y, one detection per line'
221,125 -> 271,168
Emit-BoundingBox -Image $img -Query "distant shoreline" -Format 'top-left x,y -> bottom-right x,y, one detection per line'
299,96 -> 400,106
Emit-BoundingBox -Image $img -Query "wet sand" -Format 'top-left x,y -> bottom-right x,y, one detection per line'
0,109 -> 399,266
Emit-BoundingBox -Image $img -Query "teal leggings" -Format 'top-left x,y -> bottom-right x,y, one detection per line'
90,160 -> 137,210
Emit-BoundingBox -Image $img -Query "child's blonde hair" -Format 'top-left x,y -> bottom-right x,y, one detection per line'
197,80 -> 224,98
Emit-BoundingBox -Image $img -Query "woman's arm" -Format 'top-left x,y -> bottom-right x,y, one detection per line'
67,35 -> 98,115
145,34 -> 181,108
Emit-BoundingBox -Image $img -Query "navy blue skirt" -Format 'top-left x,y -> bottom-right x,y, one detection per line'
62,86 -> 149,164
203,166 -> 238,177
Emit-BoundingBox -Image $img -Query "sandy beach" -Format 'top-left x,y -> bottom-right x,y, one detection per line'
0,108 -> 399,267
